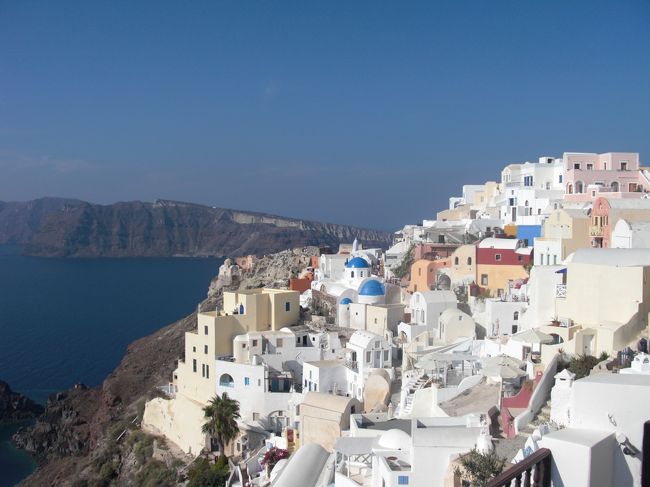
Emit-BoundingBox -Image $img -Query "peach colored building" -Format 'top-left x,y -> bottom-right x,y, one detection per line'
589,197 -> 650,248
408,259 -> 442,293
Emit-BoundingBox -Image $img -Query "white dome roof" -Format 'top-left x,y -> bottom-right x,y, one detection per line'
377,428 -> 411,451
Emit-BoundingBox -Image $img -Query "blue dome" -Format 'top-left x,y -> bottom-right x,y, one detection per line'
359,280 -> 385,296
340,297 -> 352,305
345,257 -> 370,269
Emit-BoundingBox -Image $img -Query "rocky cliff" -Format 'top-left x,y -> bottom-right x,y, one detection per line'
0,380 -> 45,422
2,198 -> 392,257
12,247 -> 318,486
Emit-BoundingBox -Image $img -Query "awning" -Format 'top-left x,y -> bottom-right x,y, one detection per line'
555,268 -> 567,274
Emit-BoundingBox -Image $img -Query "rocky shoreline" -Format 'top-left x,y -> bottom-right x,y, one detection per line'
0,380 -> 44,424
10,247 -> 318,486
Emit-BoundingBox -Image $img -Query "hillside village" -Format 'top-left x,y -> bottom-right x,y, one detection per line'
142,151 -> 650,487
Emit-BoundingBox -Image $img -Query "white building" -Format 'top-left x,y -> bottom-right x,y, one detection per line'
498,156 -> 565,226
542,373 -> 650,487
409,290 -> 457,332
611,219 -> 650,249
334,414 -> 486,487
303,330 -> 393,403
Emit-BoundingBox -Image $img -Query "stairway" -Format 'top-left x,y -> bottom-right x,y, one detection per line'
399,374 -> 430,416
518,400 -> 552,436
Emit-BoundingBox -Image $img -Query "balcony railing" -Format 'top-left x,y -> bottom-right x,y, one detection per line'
486,448 -> 551,487
555,284 -> 566,298
345,360 -> 358,372
589,225 -> 604,237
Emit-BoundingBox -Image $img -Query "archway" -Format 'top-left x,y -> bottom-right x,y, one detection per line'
219,374 -> 234,388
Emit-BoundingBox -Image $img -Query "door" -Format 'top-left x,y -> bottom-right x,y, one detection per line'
583,335 -> 594,356
511,207 -> 517,222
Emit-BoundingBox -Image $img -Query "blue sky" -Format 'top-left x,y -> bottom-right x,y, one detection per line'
1,1 -> 649,230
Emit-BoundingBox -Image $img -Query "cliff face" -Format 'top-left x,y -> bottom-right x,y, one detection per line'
0,197 -> 85,245
12,247 -> 318,486
11,198 -> 392,257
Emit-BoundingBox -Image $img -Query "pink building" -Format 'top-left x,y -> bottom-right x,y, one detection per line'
589,197 -> 650,248
563,152 -> 649,203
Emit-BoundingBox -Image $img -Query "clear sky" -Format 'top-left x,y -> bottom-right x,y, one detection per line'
1,1 -> 649,230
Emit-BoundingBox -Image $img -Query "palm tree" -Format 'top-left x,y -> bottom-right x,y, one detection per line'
202,392 -> 241,458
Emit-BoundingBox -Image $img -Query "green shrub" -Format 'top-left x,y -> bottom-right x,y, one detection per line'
134,435 -> 154,465
187,458 -> 229,487
568,354 -> 600,379
134,460 -> 176,487
454,448 -> 506,487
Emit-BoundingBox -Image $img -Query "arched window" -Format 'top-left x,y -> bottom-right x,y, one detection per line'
610,181 -> 619,192
525,200 -> 529,206
575,181 -> 584,193
219,374 -> 234,388
454,257 -> 459,265
350,271 -> 354,278
513,311 -> 519,320
467,257 -> 472,265
239,304 -> 245,315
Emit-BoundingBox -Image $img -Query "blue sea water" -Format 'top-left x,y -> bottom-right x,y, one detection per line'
0,245 -> 223,486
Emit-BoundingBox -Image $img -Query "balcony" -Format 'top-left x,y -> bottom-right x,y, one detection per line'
486,448 -> 551,487
345,359 -> 358,372
555,284 -> 566,298
589,225 -> 604,237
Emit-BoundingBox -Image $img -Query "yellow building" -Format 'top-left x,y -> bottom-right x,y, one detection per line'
476,238 -> 531,297
175,288 -> 299,404
534,208 -> 590,266
143,288 -> 300,454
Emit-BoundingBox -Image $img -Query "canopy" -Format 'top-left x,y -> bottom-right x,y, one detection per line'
482,363 -> 527,380
483,354 -> 524,368
510,328 -> 554,345
415,351 -> 479,369
555,268 -> 567,274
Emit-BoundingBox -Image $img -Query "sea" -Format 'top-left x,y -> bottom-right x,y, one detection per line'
0,245 -> 223,486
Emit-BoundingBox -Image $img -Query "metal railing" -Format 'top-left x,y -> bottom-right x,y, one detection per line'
486,448 -> 551,487
589,225 -> 604,237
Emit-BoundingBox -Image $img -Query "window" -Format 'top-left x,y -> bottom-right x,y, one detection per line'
495,254 -> 501,262
219,374 -> 234,387
518,255 -> 523,262
374,340 -> 380,348
252,339 -> 258,347
454,257 -> 459,265
192,359 -> 197,373
559,175 -> 563,183
202,364 -> 205,377
204,326 -> 208,335
481,274 -> 488,286
242,343 -> 246,349
351,271 -> 355,278
467,257 -> 472,265
192,346 -> 196,352
398,476 -> 409,485
205,365 -> 209,379
574,163 -> 581,170
285,302 -> 291,312
514,311 -> 519,320
244,377 -> 250,386
204,345 -> 208,354
276,338 -> 283,348
587,163 -> 593,170
383,350 -> 389,361
366,351 -> 371,363
621,161 -> 628,171
309,370 -> 312,379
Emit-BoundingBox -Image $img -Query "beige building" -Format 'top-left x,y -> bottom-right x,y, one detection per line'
541,249 -> 650,362
299,392 -> 361,451
534,208 -> 591,266
446,244 -> 477,286
142,288 -> 299,455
